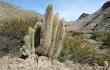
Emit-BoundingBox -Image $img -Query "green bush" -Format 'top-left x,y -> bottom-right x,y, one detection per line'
59,31 -> 110,65
91,31 -> 110,48
102,36 -> 110,47
91,31 -> 110,40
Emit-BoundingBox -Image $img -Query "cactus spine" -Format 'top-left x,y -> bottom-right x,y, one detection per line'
42,4 -> 54,55
52,19 -> 65,59
48,13 -> 59,58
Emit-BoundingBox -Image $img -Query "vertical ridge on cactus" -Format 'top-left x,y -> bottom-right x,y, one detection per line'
48,13 -> 59,58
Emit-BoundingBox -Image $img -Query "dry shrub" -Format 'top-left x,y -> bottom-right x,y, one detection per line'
59,31 -> 110,65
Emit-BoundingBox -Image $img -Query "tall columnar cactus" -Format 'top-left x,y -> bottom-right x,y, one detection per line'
21,4 -> 65,60
52,19 -> 65,59
42,4 -> 54,55
48,13 -> 59,58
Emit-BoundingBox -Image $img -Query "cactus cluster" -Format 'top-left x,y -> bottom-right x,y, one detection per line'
20,4 -> 65,60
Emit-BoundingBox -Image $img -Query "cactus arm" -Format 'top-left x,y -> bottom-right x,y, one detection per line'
42,4 -> 54,55
21,27 -> 35,56
52,19 -> 65,60
30,30 -> 35,53
28,27 -> 35,54
24,35 -> 31,51
48,13 -> 59,58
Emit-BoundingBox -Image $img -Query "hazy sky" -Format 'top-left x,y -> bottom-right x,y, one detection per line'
4,0 -> 108,21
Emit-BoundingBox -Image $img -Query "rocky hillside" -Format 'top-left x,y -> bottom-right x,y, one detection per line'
67,1 -> 110,32
0,1 -> 43,56
0,1 -> 42,20
76,13 -> 90,21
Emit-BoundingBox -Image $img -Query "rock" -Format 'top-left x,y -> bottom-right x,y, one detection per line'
77,13 -> 90,21
67,1 -> 110,32
103,61 -> 109,70
0,55 -> 110,70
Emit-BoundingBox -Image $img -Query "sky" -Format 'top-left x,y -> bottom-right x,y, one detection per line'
3,0 -> 108,21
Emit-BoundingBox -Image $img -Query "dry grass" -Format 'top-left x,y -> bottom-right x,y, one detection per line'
0,1 -> 43,56
59,31 -> 110,65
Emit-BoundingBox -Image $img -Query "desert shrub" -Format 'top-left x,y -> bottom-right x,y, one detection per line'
91,31 -> 110,48
0,17 -> 42,39
0,14 -> 43,57
102,36 -> 110,47
59,31 -> 110,65
91,31 -> 110,40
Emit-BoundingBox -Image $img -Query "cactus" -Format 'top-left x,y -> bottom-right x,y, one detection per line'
28,27 -> 35,53
42,4 -> 54,55
48,13 -> 59,58
52,19 -> 65,59
20,4 -> 65,60
21,27 -> 35,56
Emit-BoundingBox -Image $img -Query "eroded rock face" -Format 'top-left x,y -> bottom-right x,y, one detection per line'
0,55 -> 109,70
67,1 -> 110,32
76,13 -> 90,21
102,1 -> 110,10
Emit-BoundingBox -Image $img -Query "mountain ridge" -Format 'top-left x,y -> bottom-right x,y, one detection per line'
67,1 -> 110,32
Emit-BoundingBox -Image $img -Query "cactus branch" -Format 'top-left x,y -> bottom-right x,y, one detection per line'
48,13 -> 59,58
42,4 -> 54,55
52,19 -> 65,60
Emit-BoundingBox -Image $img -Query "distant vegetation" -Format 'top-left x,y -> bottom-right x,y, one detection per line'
59,31 -> 110,65
91,31 -> 110,48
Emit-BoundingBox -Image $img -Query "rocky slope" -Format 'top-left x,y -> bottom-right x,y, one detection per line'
0,0 -> 42,21
0,54 -> 109,70
0,1 -> 43,56
67,1 -> 110,32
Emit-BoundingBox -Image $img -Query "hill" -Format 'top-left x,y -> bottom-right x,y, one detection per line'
0,1 -> 43,56
67,1 -> 110,32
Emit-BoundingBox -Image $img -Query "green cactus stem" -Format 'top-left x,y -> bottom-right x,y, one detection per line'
29,27 -> 35,53
48,13 -> 59,58
22,27 -> 35,56
24,35 -> 31,51
52,19 -> 65,60
42,4 -> 54,55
